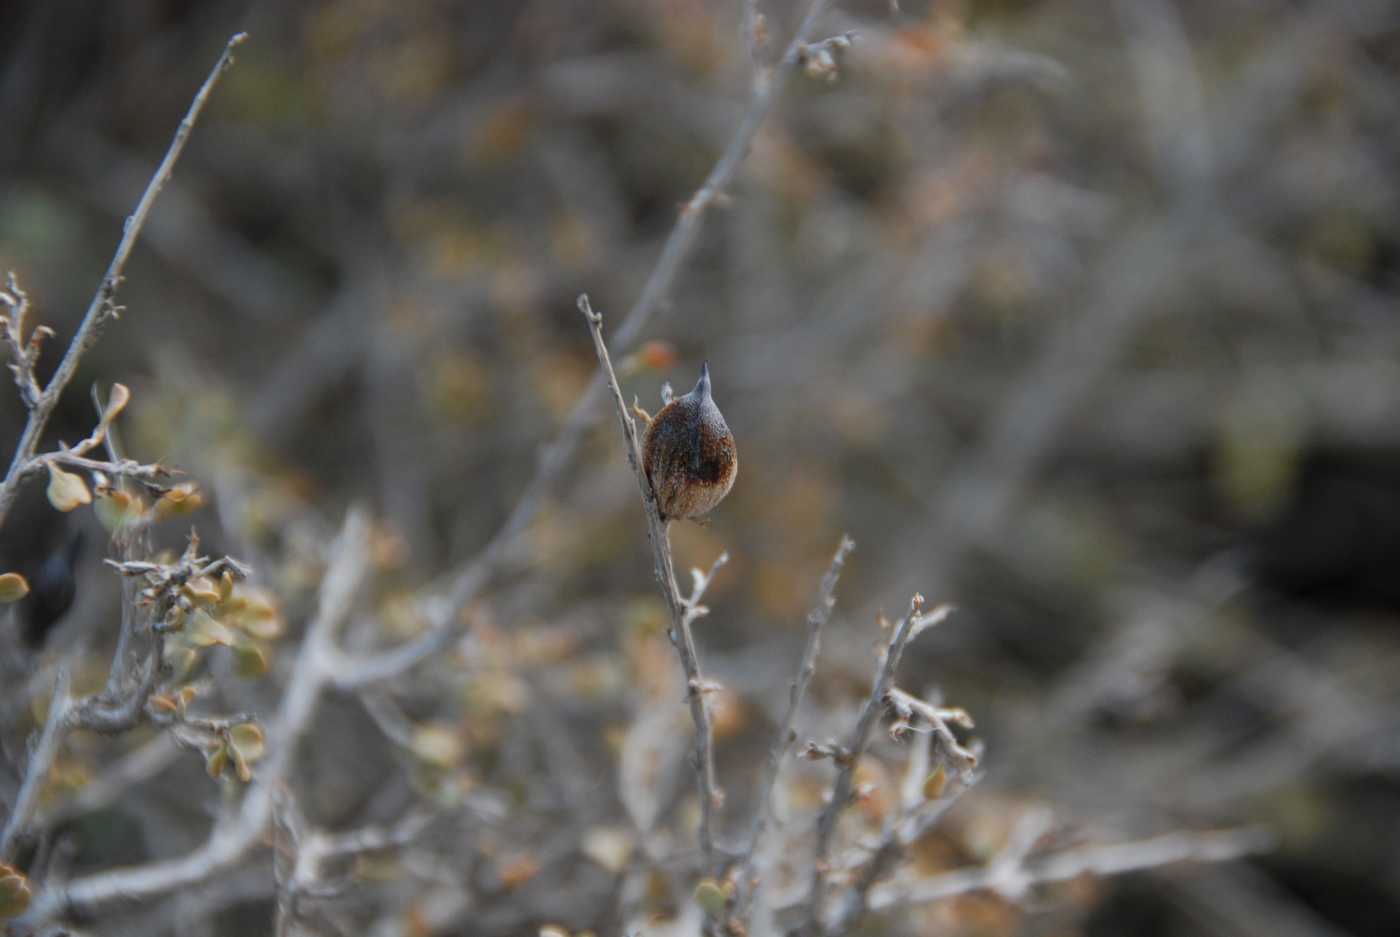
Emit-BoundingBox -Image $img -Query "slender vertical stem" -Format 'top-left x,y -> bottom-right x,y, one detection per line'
806,594 -> 926,933
578,294 -> 724,872
0,670 -> 71,859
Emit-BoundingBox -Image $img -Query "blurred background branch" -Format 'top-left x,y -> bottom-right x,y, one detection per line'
1,0 -> 1397,934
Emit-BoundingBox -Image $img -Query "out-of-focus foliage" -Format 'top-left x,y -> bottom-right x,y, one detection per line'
2,0 -> 1399,934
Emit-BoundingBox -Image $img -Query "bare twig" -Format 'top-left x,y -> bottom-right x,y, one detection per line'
0,670 -> 71,859
577,293 -> 727,874
883,686 -> 979,775
867,825 -> 1273,911
0,32 -> 246,531
17,510 -> 370,927
733,535 -> 854,922
827,725 -> 977,931
24,452 -> 172,488
331,0 -> 837,688
0,273 -> 50,408
273,786 -> 435,936
806,594 -> 946,931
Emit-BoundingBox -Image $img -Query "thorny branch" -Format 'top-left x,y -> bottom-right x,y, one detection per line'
17,510 -> 371,927
0,32 -> 247,531
806,595 -> 952,931
0,532 -> 255,864
828,694 -> 979,932
577,292 -> 727,875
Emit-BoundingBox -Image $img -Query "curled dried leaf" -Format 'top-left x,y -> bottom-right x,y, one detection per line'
205,743 -> 229,780
230,722 -> 265,759
103,382 -> 131,421
230,743 -> 252,783
182,577 -> 221,607
46,462 -> 92,512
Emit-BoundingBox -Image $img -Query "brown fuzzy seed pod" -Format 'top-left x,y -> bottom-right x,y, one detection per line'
642,363 -> 738,522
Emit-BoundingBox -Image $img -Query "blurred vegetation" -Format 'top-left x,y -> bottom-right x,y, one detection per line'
2,0 -> 1399,934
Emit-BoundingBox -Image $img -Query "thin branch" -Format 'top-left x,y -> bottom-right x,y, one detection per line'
17,510 -> 370,927
0,32 -> 247,531
577,293 -> 727,874
0,273 -> 49,407
830,736 -> 971,931
867,826 -> 1273,911
806,594 -> 939,932
19,452 -> 173,489
733,535 -> 854,921
0,670 -> 71,859
332,0 -> 836,688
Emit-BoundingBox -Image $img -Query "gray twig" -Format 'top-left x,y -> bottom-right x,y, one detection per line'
806,594 -> 944,932
17,510 -> 370,926
577,293 -> 727,874
0,32 -> 246,530
867,825 -> 1273,911
733,535 -> 854,922
0,670 -> 71,859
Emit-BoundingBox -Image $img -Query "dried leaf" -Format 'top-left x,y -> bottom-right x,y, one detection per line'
694,878 -> 733,919
230,743 -> 252,783
924,765 -> 949,800
230,722 -> 266,761
94,490 -> 147,533
0,572 -> 29,603
153,482 -> 204,521
205,743 -> 229,780
227,587 -> 285,640
232,641 -> 269,678
581,827 -> 634,873
186,610 -> 235,647
183,577 -> 221,607
411,723 -> 463,767
46,463 -> 91,512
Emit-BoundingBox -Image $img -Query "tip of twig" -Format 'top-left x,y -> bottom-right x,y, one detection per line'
228,32 -> 249,47
576,293 -> 602,325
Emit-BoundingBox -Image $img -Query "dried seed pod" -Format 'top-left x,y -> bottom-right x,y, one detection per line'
641,363 -> 738,522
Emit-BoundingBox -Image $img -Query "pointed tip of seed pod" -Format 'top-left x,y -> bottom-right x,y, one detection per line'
694,361 -> 711,400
